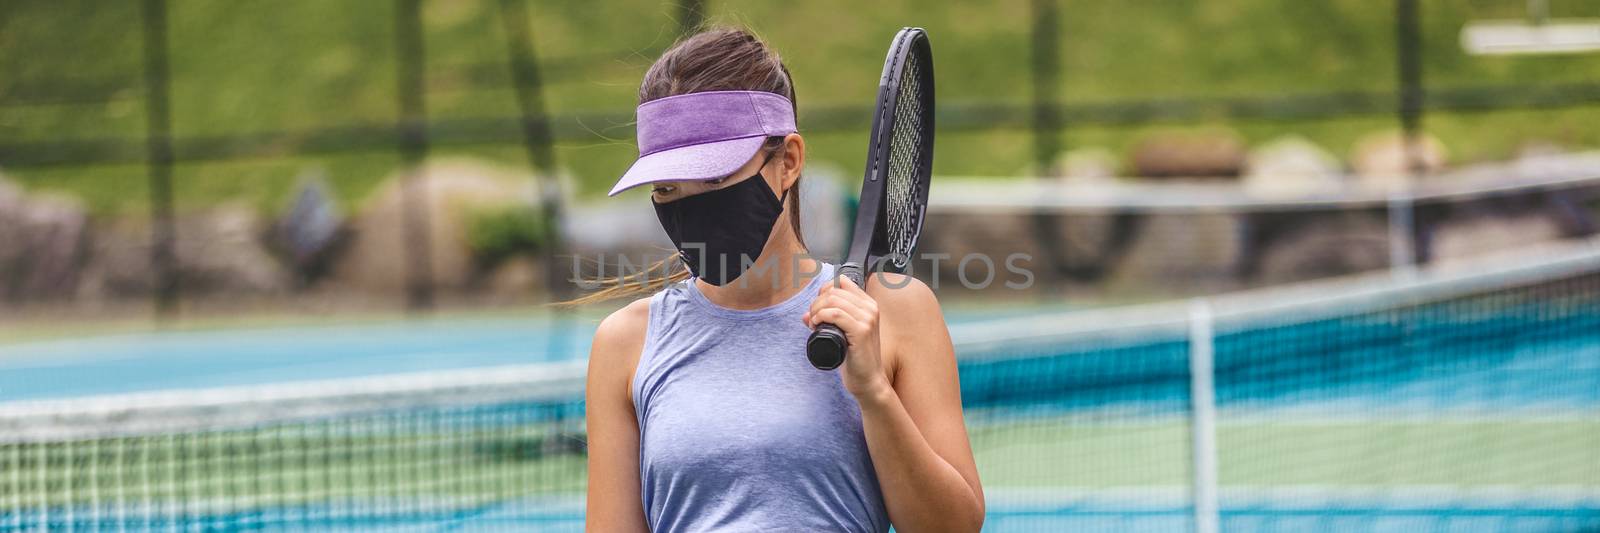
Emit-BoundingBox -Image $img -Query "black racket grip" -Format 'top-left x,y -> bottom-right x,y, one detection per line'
807,324 -> 848,370
806,263 -> 865,370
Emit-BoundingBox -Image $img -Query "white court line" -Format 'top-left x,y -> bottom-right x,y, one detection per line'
952,236 -> 1600,358
985,486 -> 1600,510
0,360 -> 587,442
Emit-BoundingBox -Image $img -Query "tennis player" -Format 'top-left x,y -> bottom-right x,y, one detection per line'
581,28 -> 983,532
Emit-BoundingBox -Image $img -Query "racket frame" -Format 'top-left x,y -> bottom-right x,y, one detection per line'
808,27 -> 934,370
845,27 -> 933,277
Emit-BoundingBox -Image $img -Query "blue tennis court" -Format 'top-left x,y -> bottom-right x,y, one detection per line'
0,307 -> 1055,403
0,317 -> 593,402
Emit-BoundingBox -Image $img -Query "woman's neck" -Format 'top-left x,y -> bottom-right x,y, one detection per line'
695,231 -> 820,311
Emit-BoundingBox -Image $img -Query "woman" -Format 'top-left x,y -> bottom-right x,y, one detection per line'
583,27 -> 983,532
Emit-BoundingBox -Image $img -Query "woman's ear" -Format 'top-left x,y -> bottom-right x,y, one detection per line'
780,133 -> 805,190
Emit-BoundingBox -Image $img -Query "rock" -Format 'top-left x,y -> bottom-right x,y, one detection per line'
920,209 -> 1243,296
84,205 -> 291,297
1113,212 -> 1242,290
917,210 -> 1042,292
0,175 -> 91,302
1057,147 -> 1120,184
1243,136 -> 1344,198
331,158 -> 541,292
1020,147 -> 1121,182
481,255 -> 543,300
1255,215 -> 1390,285
1433,213 -> 1563,261
185,206 -> 290,293
1130,131 -> 1246,179
81,220 -> 151,297
0,175 -> 20,206
1349,130 -> 1447,190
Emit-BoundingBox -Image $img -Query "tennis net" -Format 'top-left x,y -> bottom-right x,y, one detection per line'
956,238 -> 1600,532
0,362 -> 589,531
3,240 -> 1599,531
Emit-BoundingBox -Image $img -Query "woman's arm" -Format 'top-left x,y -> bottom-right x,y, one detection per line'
584,299 -> 652,533
804,275 -> 985,532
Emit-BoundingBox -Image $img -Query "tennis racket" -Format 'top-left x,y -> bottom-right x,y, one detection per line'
807,27 -> 935,371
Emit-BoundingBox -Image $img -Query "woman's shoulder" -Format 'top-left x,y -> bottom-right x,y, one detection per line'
594,296 -> 652,349
588,296 -> 653,392
865,272 -> 937,310
865,273 -> 947,376
866,273 -> 943,335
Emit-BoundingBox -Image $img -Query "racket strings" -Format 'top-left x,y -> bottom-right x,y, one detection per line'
884,51 -> 927,265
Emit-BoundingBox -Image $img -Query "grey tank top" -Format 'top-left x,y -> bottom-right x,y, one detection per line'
631,262 -> 890,532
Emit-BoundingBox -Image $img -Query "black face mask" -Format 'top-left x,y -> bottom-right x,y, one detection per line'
653,173 -> 787,286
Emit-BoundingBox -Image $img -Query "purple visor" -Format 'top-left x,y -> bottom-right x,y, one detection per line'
608,90 -> 797,196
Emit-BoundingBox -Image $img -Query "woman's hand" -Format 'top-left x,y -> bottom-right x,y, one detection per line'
803,275 -> 891,399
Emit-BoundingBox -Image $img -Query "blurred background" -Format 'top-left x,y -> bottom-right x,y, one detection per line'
2,0 -> 1598,531
3,0 -> 1599,321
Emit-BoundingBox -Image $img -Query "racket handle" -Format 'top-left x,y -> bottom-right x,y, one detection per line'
806,263 -> 865,370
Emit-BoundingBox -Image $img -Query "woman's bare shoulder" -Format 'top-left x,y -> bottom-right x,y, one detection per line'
866,272 -> 940,318
864,273 -> 950,378
588,297 -> 653,390
595,297 -> 652,344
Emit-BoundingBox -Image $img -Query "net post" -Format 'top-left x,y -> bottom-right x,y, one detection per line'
1388,189 -> 1418,282
1393,0 -> 1426,282
1028,0 -> 1061,170
1026,0 -> 1071,297
1395,0 -> 1425,178
497,0 -> 570,304
394,0 -> 435,312
1187,298 -> 1220,533
140,0 -> 179,322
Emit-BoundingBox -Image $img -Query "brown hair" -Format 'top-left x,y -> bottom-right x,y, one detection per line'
562,27 -> 804,307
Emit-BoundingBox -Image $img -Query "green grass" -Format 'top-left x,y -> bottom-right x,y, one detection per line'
971,417 -> 1600,487
5,0 -> 1600,214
